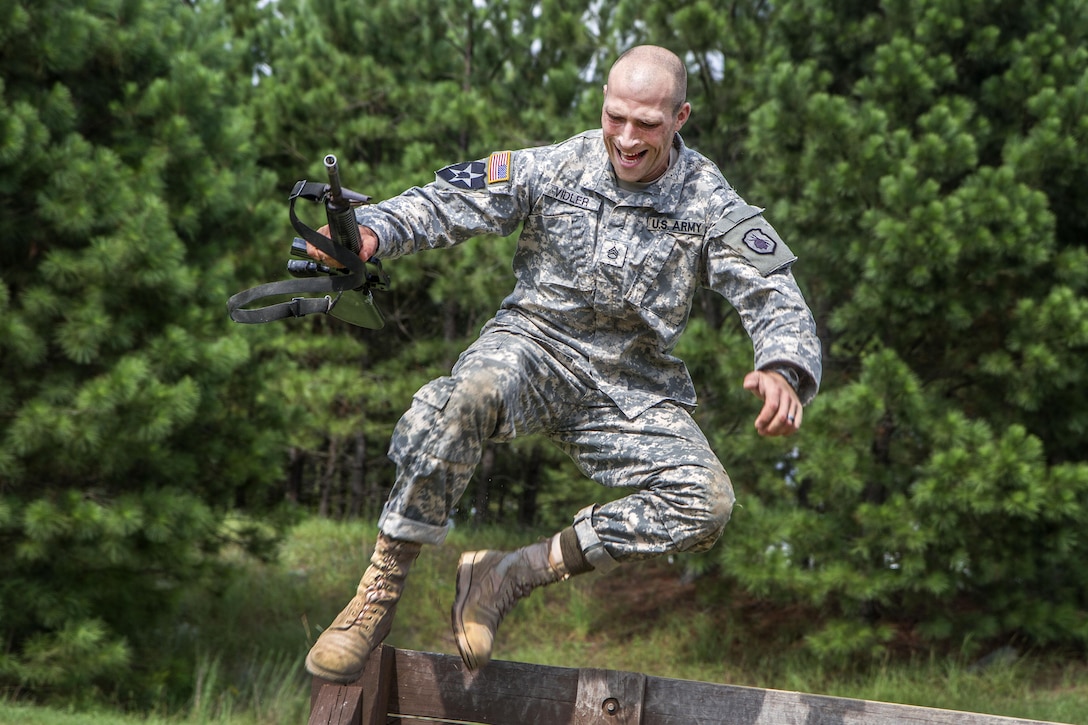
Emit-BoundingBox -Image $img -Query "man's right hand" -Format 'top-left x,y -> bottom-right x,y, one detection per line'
306,224 -> 380,266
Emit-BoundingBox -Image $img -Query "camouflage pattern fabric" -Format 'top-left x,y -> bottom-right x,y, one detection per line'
360,130 -> 822,560
378,330 -> 734,561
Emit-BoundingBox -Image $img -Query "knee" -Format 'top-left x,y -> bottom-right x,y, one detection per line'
707,471 -> 735,527
672,466 -> 734,553
389,373 -> 501,465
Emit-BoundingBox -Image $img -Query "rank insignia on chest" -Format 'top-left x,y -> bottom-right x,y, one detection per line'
648,216 -> 706,236
437,161 -> 486,189
601,242 -> 628,267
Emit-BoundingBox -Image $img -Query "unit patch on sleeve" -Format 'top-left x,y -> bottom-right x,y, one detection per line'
436,161 -> 486,190
487,151 -> 511,183
743,227 -> 777,255
712,207 -> 796,276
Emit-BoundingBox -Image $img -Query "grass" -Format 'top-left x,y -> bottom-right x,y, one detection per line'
3,516 -> 1087,724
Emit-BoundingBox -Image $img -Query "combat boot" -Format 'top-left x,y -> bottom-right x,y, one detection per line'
451,537 -> 568,670
305,534 -> 421,682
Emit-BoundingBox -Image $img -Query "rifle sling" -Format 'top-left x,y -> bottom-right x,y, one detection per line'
227,182 -> 374,324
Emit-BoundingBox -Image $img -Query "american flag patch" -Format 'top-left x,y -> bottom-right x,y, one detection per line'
487,151 -> 511,183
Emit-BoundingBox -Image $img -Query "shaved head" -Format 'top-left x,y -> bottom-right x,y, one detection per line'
608,45 -> 688,115
600,45 -> 691,183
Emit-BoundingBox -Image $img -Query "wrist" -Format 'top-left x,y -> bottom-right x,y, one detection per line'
763,364 -> 801,394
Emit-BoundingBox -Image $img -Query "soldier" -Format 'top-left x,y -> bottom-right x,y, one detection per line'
304,44 -> 821,682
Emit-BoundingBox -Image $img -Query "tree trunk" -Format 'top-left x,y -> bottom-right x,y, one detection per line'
286,446 -> 305,503
318,437 -> 339,518
349,430 -> 366,518
518,446 -> 542,526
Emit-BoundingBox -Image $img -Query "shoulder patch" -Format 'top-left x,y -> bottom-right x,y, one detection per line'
487,151 -> 511,183
436,161 -> 486,190
743,227 -> 777,255
714,212 -> 796,276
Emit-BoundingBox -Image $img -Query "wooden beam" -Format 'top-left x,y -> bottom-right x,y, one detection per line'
308,681 -> 363,725
640,675 -> 1062,725
312,647 -> 1070,725
385,647 -> 579,723
307,645 -> 394,725
574,667 -> 645,724
359,644 -> 394,725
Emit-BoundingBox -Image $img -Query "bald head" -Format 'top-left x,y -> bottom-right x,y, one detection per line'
607,45 -> 688,116
600,45 -> 691,182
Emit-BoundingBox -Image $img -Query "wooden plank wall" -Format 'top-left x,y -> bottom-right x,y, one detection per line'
308,645 -> 1070,725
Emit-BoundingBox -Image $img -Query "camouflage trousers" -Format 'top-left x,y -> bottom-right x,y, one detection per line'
377,329 -> 735,565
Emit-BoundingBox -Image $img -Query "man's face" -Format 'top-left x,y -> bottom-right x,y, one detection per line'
601,74 -> 690,183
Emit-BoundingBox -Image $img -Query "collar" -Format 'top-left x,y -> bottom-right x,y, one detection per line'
582,132 -> 691,212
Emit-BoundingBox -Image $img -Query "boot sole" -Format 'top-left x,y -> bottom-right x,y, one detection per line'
452,551 -> 484,670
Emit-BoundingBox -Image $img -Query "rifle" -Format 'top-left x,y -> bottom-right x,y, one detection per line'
227,154 -> 389,328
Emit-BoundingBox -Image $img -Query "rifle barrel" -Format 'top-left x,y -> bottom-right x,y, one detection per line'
324,154 -> 344,198
323,153 -> 361,255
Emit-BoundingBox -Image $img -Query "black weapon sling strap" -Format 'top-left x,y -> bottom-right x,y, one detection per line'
227,180 -> 384,324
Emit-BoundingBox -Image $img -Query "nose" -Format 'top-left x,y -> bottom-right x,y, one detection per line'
616,125 -> 640,150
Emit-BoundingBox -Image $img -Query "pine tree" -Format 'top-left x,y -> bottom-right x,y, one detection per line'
709,0 -> 1088,659
0,0 -> 286,699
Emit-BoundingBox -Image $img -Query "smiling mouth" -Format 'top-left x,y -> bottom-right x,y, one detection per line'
618,149 -> 646,164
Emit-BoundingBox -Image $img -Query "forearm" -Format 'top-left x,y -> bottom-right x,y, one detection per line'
722,267 -> 822,404
355,183 -> 522,260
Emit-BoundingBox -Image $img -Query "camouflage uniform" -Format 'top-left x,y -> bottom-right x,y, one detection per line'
356,129 -> 821,568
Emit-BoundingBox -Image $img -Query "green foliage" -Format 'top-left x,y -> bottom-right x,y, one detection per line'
724,0 -> 1088,660
0,0 -> 286,703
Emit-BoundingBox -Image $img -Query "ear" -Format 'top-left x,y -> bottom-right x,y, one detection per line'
675,102 -> 691,129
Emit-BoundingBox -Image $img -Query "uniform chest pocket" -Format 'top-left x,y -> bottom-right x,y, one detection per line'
519,208 -> 596,291
625,233 -> 701,328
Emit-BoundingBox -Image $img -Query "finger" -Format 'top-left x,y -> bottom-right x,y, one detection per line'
748,372 -> 781,433
762,388 -> 802,437
789,405 -> 803,430
306,225 -> 331,258
754,396 -> 776,434
359,226 -> 380,261
743,370 -> 762,396
771,401 -> 796,437
756,390 -> 791,435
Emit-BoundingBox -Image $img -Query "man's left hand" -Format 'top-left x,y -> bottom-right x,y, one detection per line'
743,370 -> 802,437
